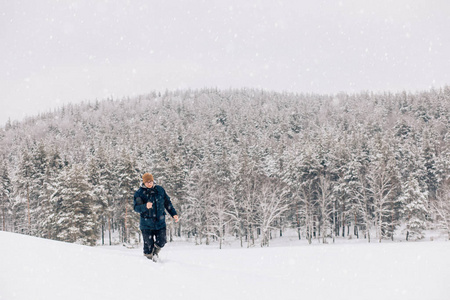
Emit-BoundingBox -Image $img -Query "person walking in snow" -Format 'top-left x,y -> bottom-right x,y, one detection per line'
133,173 -> 179,261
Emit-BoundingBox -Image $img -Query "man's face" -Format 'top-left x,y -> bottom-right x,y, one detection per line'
144,180 -> 154,188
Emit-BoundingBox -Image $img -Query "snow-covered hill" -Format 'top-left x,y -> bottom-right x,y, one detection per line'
0,231 -> 449,300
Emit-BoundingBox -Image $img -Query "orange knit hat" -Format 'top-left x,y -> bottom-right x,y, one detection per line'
142,173 -> 154,183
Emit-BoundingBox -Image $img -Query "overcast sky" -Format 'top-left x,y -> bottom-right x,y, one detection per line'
1,0 -> 449,125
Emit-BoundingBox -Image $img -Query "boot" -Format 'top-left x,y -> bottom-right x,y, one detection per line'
152,245 -> 161,262
144,253 -> 153,260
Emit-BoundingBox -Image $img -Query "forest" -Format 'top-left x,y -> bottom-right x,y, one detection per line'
1,87 -> 449,247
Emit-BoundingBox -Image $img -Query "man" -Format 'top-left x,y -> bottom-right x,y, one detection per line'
133,173 -> 179,261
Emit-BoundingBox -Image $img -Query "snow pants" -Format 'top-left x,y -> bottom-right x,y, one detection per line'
141,227 -> 166,255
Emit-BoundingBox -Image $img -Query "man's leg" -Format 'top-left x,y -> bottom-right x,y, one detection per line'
152,227 -> 167,257
142,229 -> 154,256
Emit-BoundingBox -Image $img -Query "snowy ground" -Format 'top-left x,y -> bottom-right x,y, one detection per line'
1,231 -> 449,300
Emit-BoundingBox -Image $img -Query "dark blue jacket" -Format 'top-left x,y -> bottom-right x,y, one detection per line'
133,184 -> 178,230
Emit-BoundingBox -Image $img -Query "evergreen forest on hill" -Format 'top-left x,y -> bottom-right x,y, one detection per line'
1,88 -> 449,246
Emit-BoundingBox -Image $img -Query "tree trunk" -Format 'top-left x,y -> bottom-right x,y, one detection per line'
333,201 -> 336,243
124,204 -> 128,244
378,207 -> 383,243
101,220 -> 104,245
280,217 -> 283,237
27,184 -> 31,235
2,203 -> 5,231
240,223 -> 243,247
296,199 -> 301,240
108,217 -> 112,246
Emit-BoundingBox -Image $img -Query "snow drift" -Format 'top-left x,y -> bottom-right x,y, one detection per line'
0,231 -> 449,300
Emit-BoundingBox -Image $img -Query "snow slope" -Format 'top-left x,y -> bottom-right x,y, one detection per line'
0,231 -> 449,300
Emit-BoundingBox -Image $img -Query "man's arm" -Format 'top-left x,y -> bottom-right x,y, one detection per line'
162,188 -> 179,222
133,191 -> 149,213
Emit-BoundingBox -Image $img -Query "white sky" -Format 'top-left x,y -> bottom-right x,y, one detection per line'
1,0 -> 450,125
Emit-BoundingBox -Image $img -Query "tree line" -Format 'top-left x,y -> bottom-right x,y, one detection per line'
1,87 -> 449,246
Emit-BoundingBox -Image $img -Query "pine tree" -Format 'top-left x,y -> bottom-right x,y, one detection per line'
421,134 -> 439,200
431,183 -> 450,240
366,139 -> 400,242
224,152 -> 245,247
297,145 -> 321,244
16,149 -> 34,234
401,176 -> 429,241
0,163 -> 12,231
116,151 -> 140,244
31,143 -> 52,238
54,164 -> 98,245
184,166 -> 209,245
281,145 -> 306,241
40,147 -> 65,240
164,147 -> 187,240
87,148 -> 109,245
